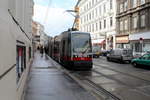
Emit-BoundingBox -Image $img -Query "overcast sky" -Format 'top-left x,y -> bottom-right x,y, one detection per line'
33,0 -> 77,37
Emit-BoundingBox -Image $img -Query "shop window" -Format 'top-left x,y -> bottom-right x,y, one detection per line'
143,43 -> 150,52
135,43 -> 142,52
16,46 -> 26,83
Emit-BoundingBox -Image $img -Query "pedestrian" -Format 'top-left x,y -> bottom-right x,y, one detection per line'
37,46 -> 39,50
40,46 -> 44,57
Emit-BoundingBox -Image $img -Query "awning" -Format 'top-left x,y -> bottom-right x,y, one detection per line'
129,32 -> 150,40
92,39 -> 105,45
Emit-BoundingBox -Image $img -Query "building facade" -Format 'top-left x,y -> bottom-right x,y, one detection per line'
116,0 -> 150,56
0,0 -> 34,100
78,0 -> 117,50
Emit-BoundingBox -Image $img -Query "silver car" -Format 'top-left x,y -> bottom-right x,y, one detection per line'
107,49 -> 133,63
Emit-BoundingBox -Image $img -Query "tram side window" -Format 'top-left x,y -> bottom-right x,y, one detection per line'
16,46 -> 26,83
62,40 -> 65,57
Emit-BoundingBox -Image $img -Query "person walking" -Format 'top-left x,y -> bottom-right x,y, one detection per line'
40,46 -> 44,57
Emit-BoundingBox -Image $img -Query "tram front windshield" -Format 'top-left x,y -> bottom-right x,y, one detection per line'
72,33 -> 92,53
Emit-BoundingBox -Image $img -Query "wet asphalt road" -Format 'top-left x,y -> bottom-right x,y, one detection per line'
68,57 -> 150,100
25,52 -> 150,100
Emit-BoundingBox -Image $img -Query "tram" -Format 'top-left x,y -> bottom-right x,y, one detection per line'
49,30 -> 93,70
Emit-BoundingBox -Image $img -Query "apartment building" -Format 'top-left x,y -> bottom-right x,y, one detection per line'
78,0 -> 117,50
116,0 -> 150,56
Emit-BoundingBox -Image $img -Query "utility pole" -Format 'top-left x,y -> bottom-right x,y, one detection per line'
65,0 -> 81,30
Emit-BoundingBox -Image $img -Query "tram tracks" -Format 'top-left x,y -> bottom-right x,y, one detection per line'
61,68 -> 121,100
94,63 -> 150,83
84,79 -> 121,100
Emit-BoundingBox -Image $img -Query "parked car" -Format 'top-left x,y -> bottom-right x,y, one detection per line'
92,45 -> 101,58
131,53 -> 150,67
107,49 -> 133,63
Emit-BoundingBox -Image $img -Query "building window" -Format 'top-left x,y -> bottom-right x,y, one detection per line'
120,3 -> 123,13
110,0 -> 113,9
95,8 -> 98,17
92,0 -> 94,5
132,0 -> 137,8
104,20 -> 106,29
120,21 -> 123,31
84,16 -> 86,22
92,24 -> 94,32
92,10 -> 94,19
132,16 -> 138,29
124,1 -> 128,11
110,17 -> 113,27
140,14 -> 146,27
87,3 -> 89,10
87,14 -> 88,22
124,19 -> 128,30
90,13 -> 92,20
99,21 -> 102,30
140,0 -> 145,5
103,4 -> 106,13
99,6 -> 101,15
89,2 -> 91,8
96,23 -> 98,31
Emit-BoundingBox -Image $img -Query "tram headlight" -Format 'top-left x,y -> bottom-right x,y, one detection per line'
73,55 -> 78,58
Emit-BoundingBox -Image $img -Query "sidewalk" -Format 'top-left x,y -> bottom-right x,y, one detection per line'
24,51 -> 96,100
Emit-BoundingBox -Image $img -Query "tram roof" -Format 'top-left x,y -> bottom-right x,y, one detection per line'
70,31 -> 90,34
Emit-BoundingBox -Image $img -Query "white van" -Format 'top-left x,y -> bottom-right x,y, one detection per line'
107,49 -> 133,63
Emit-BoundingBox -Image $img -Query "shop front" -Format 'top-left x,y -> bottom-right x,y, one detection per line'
92,39 -> 105,50
129,32 -> 150,57
116,35 -> 130,49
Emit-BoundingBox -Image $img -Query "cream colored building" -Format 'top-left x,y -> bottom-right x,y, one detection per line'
0,0 -> 34,100
78,0 -> 117,50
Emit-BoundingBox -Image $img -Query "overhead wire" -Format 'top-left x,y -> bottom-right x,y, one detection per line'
43,0 -> 52,24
